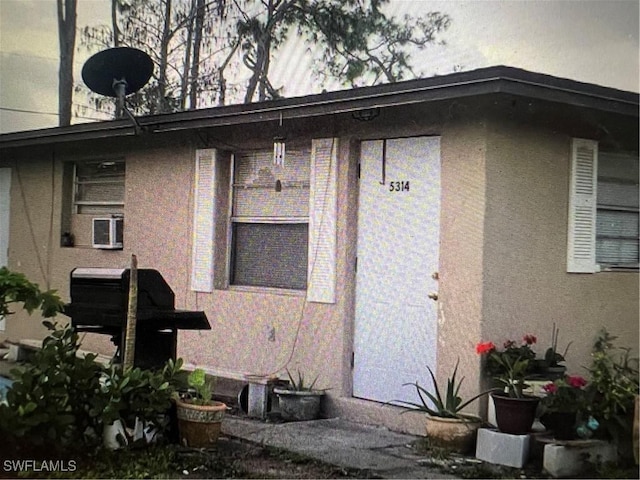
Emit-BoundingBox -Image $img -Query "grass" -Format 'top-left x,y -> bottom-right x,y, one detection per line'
15,444 -> 230,479
7,439 -> 376,479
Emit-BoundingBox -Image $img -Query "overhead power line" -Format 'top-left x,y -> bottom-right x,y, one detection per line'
0,106 -> 107,122
0,106 -> 58,116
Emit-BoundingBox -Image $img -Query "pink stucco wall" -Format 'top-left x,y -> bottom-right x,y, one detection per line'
1,102 -> 637,434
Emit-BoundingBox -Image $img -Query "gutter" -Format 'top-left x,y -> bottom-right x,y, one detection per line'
1,66 -> 637,149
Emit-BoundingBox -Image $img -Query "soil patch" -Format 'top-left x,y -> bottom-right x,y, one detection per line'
1,436 -> 378,479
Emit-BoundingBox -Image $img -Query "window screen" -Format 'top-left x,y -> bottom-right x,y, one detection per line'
231,223 -> 308,289
74,161 -> 125,214
596,152 -> 639,267
231,148 -> 310,290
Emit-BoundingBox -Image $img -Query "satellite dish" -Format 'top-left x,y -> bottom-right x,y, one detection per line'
82,47 -> 153,128
82,47 -> 153,97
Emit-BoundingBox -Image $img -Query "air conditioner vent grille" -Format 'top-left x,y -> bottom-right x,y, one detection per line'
92,217 -> 123,249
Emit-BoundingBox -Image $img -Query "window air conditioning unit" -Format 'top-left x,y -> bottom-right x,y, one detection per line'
92,216 -> 123,250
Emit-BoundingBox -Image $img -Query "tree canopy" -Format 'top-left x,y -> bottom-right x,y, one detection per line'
76,0 -> 451,117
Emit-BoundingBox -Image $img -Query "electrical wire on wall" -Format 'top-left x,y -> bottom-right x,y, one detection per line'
186,131 -> 338,379
46,153 -> 56,290
14,156 -> 56,289
254,136 -> 338,378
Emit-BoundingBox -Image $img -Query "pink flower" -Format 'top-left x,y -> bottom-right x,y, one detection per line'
523,334 -> 537,345
503,340 -> 516,349
567,375 -> 587,388
476,341 -> 496,355
543,383 -> 558,393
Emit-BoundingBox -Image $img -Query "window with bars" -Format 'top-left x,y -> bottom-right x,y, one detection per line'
230,148 -> 310,289
596,152 -> 639,267
73,161 -> 125,214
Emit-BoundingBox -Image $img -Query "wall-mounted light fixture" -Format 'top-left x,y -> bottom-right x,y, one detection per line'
352,107 -> 380,122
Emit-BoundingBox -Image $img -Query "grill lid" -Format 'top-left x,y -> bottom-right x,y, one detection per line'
71,268 -> 126,279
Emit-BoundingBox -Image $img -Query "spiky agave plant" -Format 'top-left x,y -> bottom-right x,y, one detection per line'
285,369 -> 320,391
391,359 -> 495,419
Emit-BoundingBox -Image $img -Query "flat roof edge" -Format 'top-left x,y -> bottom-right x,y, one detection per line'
1,66 -> 637,149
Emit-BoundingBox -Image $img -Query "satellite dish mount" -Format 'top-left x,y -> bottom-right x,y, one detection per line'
112,78 -> 128,115
82,47 -> 154,132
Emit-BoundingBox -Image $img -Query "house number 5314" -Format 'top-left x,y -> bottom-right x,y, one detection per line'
389,181 -> 410,192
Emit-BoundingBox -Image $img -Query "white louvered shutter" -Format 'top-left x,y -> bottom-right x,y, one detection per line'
0,168 -> 11,267
307,138 -> 339,303
567,139 -> 598,273
191,149 -> 217,291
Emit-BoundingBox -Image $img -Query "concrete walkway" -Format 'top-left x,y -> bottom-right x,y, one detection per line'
222,416 -> 461,479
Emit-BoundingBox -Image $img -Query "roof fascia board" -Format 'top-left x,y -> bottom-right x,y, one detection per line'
150,81 -> 499,133
1,67 -> 637,149
498,77 -> 638,116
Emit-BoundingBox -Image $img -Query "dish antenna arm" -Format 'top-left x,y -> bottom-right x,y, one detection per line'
113,78 -> 142,134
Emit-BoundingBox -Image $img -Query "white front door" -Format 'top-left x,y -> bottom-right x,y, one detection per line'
353,136 -> 440,405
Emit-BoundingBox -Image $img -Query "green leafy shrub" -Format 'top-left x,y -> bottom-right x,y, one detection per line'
0,321 -> 185,453
94,358 -> 183,432
0,267 -> 63,318
0,322 -> 103,450
584,329 -> 639,460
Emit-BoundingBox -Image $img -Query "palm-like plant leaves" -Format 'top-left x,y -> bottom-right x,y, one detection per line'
285,369 -> 319,392
390,359 -> 495,419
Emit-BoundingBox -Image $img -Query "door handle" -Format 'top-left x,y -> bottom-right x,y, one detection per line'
428,292 -> 438,301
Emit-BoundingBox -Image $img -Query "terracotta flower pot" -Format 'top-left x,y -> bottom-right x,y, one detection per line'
491,392 -> 540,435
425,415 -> 483,454
175,398 -> 226,448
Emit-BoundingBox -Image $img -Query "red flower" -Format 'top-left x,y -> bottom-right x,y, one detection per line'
543,383 -> 558,393
503,340 -> 515,349
523,334 -> 537,345
567,375 -> 587,388
476,341 -> 496,355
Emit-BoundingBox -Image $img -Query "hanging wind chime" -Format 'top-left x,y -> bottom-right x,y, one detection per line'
273,113 -> 286,192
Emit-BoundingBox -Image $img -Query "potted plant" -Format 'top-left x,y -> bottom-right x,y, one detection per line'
391,360 -> 495,453
583,329 -> 639,461
97,358 -> 182,449
273,369 -> 325,421
540,323 -> 572,378
539,375 -> 587,440
476,335 -> 541,435
175,368 -> 227,447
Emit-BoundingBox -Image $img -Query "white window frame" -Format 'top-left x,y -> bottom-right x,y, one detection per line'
568,138 -> 639,273
72,160 -> 125,214
596,152 -> 639,270
227,149 -> 311,292
189,139 -> 338,301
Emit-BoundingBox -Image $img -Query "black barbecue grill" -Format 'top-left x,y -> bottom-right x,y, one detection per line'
63,267 -> 210,369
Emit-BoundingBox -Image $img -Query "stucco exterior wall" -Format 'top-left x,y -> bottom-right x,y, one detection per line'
436,117 -> 488,415
482,117 -> 639,376
0,153 -> 123,346
1,138 -> 353,394
1,101 -> 637,435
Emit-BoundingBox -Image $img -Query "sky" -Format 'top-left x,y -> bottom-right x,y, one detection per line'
0,0 -> 638,134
